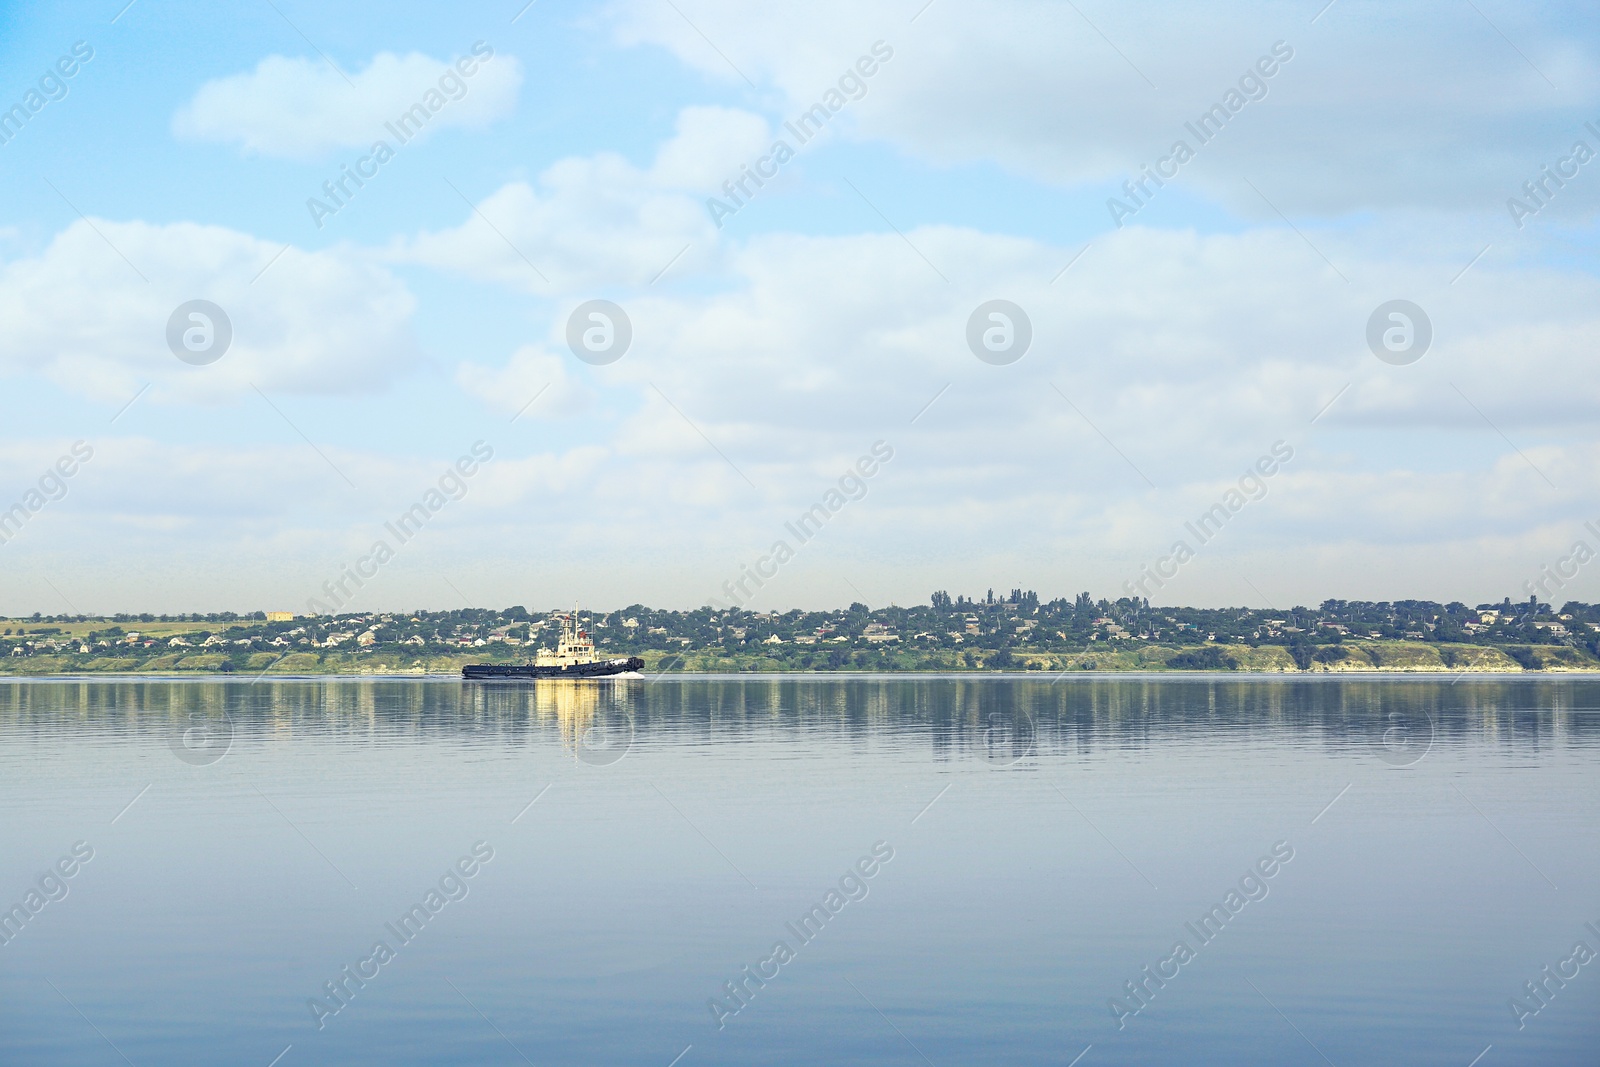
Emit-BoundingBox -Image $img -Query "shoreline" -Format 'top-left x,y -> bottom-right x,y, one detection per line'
5,668 -> 1600,682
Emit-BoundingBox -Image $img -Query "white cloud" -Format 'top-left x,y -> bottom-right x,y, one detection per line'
590,220 -> 1600,492
0,219 -> 420,404
649,104 -> 775,189
456,345 -> 594,419
607,0 -> 1600,217
173,46 -> 521,160
391,105 -> 769,292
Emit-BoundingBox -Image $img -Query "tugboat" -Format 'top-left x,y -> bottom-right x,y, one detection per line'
462,609 -> 644,680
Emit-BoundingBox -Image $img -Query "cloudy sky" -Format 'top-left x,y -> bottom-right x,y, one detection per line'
0,0 -> 1597,615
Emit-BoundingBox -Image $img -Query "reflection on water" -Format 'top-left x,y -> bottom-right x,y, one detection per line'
3,675 -> 1598,758
0,676 -> 1596,1067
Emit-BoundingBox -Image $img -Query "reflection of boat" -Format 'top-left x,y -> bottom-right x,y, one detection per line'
532,683 -> 610,758
462,609 -> 644,680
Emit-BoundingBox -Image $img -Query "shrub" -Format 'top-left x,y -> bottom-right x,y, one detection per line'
1506,646 -> 1543,671
1167,646 -> 1237,670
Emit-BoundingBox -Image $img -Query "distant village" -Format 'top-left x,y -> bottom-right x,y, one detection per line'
3,590 -> 1599,674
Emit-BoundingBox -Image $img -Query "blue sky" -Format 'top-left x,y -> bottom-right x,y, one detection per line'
1,0 -> 1598,614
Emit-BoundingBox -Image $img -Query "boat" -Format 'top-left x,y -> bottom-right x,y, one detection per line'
461,609 -> 644,680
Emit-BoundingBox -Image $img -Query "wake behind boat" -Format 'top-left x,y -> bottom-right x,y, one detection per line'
462,609 -> 643,680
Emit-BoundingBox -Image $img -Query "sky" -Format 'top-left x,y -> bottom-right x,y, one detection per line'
0,0 -> 1598,616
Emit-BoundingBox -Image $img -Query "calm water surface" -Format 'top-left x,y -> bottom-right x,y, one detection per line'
1,676 -> 1597,1066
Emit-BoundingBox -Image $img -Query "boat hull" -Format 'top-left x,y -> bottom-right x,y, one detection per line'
461,657 -> 645,680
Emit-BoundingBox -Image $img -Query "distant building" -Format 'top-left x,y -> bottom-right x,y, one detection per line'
265,612 -> 295,622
